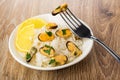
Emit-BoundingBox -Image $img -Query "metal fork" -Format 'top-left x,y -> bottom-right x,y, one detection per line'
59,8 -> 120,62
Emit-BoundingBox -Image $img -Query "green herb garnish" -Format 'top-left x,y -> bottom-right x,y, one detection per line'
44,49 -> 51,55
45,44 -> 53,49
26,52 -> 31,61
46,31 -> 52,36
62,29 -> 66,35
43,45 -> 54,55
49,59 -> 56,64
45,45 -> 51,48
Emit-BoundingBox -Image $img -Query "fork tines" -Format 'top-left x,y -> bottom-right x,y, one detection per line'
60,8 -> 82,30
60,8 -> 92,38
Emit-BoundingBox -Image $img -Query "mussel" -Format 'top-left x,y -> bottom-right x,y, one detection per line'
49,54 -> 68,65
39,45 -> 55,57
38,31 -> 55,42
55,29 -> 72,38
46,22 -> 58,29
26,47 -> 37,62
52,3 -> 68,15
66,41 -> 82,56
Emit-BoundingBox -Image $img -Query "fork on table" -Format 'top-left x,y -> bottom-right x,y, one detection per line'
59,8 -> 120,62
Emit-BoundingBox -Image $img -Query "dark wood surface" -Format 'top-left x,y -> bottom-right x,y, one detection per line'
0,0 -> 120,80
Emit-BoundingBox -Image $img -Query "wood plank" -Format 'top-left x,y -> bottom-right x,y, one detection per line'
0,0 -> 120,80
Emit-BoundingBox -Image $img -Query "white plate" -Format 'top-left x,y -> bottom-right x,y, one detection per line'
9,13 -> 93,70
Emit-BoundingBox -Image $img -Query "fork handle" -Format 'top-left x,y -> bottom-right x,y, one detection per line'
90,36 -> 120,62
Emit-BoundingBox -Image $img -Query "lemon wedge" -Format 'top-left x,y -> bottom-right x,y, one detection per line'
15,24 -> 35,53
15,18 -> 47,53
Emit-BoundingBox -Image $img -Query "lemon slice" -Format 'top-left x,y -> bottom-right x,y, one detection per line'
18,18 -> 47,31
15,18 -> 47,53
15,24 -> 35,53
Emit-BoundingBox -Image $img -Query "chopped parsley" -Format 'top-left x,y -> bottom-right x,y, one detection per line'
45,44 -> 53,49
49,59 -> 56,64
43,45 -> 54,55
45,31 -> 52,36
62,29 -> 66,35
43,49 -> 51,55
26,52 -> 31,61
45,45 -> 51,48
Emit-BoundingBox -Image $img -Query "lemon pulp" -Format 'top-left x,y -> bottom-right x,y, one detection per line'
15,18 -> 47,53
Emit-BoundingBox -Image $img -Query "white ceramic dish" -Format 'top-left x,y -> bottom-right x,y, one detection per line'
9,13 -> 93,70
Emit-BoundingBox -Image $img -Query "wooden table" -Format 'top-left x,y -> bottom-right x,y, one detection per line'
0,0 -> 120,80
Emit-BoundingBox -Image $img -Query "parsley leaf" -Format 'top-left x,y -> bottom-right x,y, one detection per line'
26,52 -> 31,61
45,45 -> 51,48
46,31 -> 52,36
62,29 -> 66,35
43,45 -> 54,55
45,44 -> 53,49
49,59 -> 56,64
44,49 -> 51,55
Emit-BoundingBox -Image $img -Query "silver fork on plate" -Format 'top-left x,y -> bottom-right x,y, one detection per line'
59,8 -> 120,62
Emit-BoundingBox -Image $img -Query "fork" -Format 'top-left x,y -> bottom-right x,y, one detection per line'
59,8 -> 120,62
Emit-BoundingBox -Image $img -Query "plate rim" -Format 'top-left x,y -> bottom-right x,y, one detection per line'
9,13 -> 94,70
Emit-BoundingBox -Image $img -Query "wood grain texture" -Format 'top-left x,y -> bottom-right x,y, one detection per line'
0,0 -> 120,80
